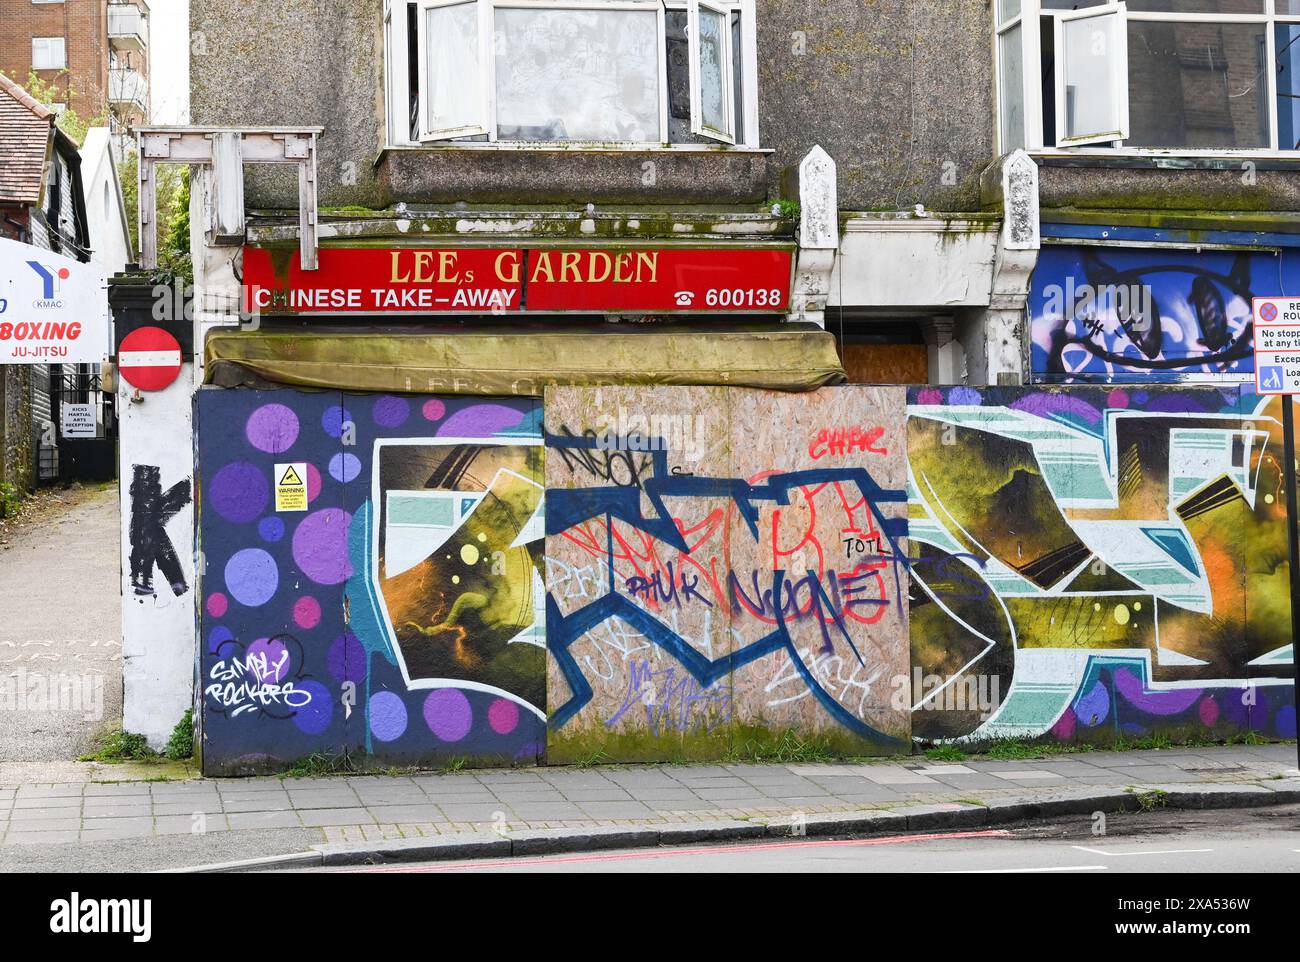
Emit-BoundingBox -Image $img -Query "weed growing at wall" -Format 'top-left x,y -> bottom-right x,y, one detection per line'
983,739 -> 1046,761
572,750 -> 612,769
80,728 -> 154,763
1225,731 -> 1272,747
725,731 -> 839,765
1113,732 -> 1174,753
165,710 -> 194,760
281,752 -> 362,778
924,745 -> 968,762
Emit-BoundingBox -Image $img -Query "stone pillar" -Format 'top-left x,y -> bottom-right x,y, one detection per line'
190,166 -> 247,374
964,149 -> 1041,386
922,315 -> 964,385
112,275 -> 199,748
788,145 -> 838,327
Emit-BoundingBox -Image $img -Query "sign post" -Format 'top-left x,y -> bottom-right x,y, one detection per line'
1253,297 -> 1300,769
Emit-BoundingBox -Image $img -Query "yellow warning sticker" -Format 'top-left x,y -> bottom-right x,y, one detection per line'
274,462 -> 308,512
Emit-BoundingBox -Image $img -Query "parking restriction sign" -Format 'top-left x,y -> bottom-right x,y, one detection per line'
1252,297 -> 1300,395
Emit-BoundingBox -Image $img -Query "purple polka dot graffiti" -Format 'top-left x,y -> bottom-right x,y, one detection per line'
196,389 -> 545,773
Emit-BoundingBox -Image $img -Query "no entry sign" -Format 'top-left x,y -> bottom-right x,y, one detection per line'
118,326 -> 183,391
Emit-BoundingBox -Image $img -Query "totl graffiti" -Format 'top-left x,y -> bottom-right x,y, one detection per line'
191,385 -> 1294,766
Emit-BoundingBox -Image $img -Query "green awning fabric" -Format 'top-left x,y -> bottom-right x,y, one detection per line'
203,323 -> 846,395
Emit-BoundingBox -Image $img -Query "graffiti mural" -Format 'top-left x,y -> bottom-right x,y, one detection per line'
195,388 -> 545,773
907,385 -> 1296,745
1027,245 -> 1292,381
194,382 -> 1297,768
544,386 -> 912,761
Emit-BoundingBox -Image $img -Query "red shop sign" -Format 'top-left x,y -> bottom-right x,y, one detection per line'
242,246 -> 794,315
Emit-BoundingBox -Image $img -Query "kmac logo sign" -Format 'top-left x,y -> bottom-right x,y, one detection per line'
0,237 -> 108,364
26,260 -> 71,306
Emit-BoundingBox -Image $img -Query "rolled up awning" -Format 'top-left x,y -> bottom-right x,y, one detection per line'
203,322 -> 847,395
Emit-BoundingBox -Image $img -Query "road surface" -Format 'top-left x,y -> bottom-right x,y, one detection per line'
324,804 -> 1300,873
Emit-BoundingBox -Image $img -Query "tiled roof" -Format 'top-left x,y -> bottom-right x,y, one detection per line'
0,73 -> 54,207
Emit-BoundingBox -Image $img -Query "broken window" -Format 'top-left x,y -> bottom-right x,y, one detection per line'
999,0 -> 1287,151
384,0 -> 759,147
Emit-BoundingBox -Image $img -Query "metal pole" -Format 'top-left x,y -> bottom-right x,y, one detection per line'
1283,398 -> 1300,772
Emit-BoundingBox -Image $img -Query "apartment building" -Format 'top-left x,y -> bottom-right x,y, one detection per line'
0,0 -> 151,140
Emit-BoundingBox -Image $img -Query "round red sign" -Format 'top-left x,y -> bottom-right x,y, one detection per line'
118,326 -> 183,391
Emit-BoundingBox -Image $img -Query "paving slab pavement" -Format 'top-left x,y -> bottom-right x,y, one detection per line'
0,485 -> 122,765
0,743 -> 1295,870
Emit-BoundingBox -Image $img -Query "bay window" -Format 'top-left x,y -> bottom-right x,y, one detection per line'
384,0 -> 759,147
997,1 -> 1300,152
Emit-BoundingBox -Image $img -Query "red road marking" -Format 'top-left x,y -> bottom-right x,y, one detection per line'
349,829 -> 1013,873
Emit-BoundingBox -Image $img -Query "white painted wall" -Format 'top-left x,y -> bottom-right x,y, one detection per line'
80,128 -> 133,274
119,364 -> 197,747
830,217 -> 1000,309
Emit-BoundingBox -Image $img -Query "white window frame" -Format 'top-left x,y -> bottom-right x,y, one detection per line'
688,0 -> 735,144
998,0 -> 1300,157
384,0 -> 759,149
1053,3 -> 1129,148
383,0 -> 409,145
416,0 -> 493,142
32,37 -> 67,70
994,1 -> 1040,151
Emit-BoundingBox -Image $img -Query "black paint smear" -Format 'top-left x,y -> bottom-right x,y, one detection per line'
129,464 -> 192,597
